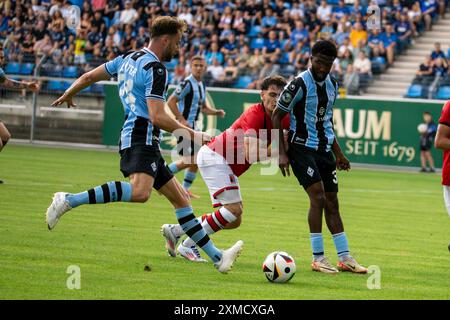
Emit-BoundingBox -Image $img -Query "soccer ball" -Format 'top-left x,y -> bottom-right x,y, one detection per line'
262,251 -> 296,283
417,123 -> 428,134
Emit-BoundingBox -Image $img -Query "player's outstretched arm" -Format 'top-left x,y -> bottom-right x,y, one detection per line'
51,64 -> 111,108
435,124 -> 450,151
0,74 -> 40,92
272,106 -> 290,177
332,137 -> 351,171
148,98 -> 211,144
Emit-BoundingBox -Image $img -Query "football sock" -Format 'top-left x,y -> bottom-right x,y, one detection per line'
182,170 -> 197,190
332,232 -> 350,261
65,181 -> 132,208
168,162 -> 180,174
310,233 -> 324,260
176,206 -> 222,263
183,207 -> 237,247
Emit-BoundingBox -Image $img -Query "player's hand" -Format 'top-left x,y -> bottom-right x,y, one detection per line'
194,131 -> 212,145
216,109 -> 226,118
26,81 -> 40,92
176,115 -> 190,127
336,153 -> 351,171
51,93 -> 77,108
279,152 -> 290,177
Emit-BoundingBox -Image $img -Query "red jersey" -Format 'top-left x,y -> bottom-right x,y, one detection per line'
439,100 -> 450,186
208,103 -> 290,177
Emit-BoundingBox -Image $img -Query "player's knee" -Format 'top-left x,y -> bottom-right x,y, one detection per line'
132,189 -> 151,203
226,215 -> 242,229
310,190 -> 326,207
224,203 -> 243,217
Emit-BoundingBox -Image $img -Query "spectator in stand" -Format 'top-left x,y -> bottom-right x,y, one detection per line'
431,42 -> 447,61
317,0 -> 332,23
320,18 -> 335,40
368,29 -> 387,60
380,24 -> 398,65
262,30 -> 281,61
395,12 -> 413,52
353,51 -> 372,92
433,57 -> 449,77
205,42 -> 224,66
221,33 -> 238,60
338,37 -> 354,56
332,0 -> 351,22
248,48 -> 265,74
421,0 -> 437,31
349,22 -> 368,49
237,44 -> 251,73
34,33 -> 53,61
415,55 -> 435,84
221,58 -> 239,85
173,55 -> 187,85
261,7 -> 277,36
207,57 -> 225,84
119,0 -> 138,27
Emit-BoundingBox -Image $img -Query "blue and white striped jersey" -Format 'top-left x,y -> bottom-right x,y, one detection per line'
276,69 -> 338,152
104,48 -> 168,150
172,74 -> 206,129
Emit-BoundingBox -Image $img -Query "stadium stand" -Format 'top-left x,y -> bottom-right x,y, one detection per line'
0,0 -> 448,97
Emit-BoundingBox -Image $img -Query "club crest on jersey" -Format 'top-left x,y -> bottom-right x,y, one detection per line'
281,92 -> 292,104
151,162 -> 157,172
229,174 -> 236,183
319,107 -> 325,115
289,84 -> 296,91
157,68 -> 164,75
307,167 -> 314,177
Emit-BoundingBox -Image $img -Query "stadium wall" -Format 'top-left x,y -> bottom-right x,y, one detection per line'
103,85 -> 445,168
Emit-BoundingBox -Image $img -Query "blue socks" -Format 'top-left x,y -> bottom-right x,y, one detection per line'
168,162 -> 180,174
182,170 -> 197,190
310,233 -> 324,260
332,232 -> 350,261
175,206 -> 222,263
66,181 -> 132,208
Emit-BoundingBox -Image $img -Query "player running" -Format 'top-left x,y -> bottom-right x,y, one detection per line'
166,55 -> 226,199
272,40 -> 367,274
161,76 -> 289,262
434,100 -> 450,253
45,16 -> 242,273
0,47 -> 40,184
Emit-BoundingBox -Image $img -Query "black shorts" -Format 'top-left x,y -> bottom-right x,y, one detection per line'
119,145 -> 174,190
288,144 -> 338,193
176,135 -> 202,157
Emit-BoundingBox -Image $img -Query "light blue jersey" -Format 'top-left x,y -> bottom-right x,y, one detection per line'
172,74 -> 206,129
277,69 -> 337,152
104,48 -> 168,150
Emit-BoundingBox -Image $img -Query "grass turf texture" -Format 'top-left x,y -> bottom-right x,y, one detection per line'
1,144 -> 449,299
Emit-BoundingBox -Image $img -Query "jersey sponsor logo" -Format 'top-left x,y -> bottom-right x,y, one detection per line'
307,167 -> 314,177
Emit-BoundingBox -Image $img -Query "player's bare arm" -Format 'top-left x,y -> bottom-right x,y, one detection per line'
0,74 -> 40,92
167,94 -> 189,127
148,98 -> 211,144
332,137 -> 350,171
244,136 -> 271,163
51,64 -> 111,108
202,100 -> 226,117
272,106 -> 290,177
435,124 -> 450,151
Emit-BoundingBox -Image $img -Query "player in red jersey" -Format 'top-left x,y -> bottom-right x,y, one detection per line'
434,100 -> 450,252
161,76 -> 290,261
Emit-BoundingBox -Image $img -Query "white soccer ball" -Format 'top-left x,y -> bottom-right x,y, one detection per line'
417,123 -> 428,134
262,251 -> 296,283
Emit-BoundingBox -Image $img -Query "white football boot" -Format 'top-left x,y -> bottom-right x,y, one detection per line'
46,192 -> 72,230
177,242 -> 208,262
160,224 -> 180,257
214,240 -> 244,274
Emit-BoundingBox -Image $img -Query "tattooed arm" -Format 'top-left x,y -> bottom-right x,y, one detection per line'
0,74 -> 40,92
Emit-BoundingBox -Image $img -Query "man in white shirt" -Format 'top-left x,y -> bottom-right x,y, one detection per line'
317,0 -> 332,22
119,0 -> 138,26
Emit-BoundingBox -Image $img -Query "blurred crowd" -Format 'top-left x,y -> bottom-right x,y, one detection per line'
0,0 -> 448,92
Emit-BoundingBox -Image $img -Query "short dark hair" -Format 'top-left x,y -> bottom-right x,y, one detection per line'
261,76 -> 287,91
150,16 -> 187,38
312,40 -> 337,59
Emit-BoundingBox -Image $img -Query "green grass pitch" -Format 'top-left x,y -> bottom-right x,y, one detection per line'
1,144 -> 449,299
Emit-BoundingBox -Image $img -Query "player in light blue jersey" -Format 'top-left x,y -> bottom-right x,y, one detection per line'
45,16 -> 242,274
272,40 -> 367,274
0,47 -> 40,184
166,55 -> 225,199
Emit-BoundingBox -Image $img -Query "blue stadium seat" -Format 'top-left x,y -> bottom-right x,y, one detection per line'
247,25 -> 261,38
371,57 -> 387,74
233,75 -> 253,89
405,84 -> 423,98
279,52 -> 290,64
47,80 -> 63,92
19,63 -> 35,75
70,0 -> 84,7
61,81 -> 72,91
250,38 -> 265,50
62,66 -> 78,78
435,86 -> 450,100
5,62 -> 20,74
